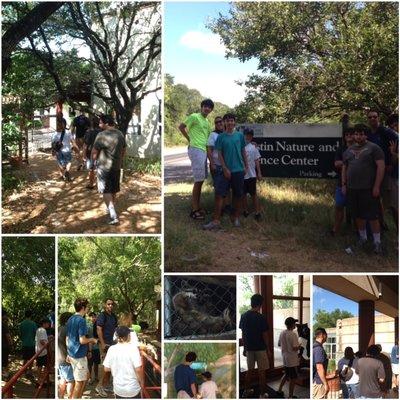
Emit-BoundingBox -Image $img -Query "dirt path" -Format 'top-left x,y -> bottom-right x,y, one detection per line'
2,152 -> 161,234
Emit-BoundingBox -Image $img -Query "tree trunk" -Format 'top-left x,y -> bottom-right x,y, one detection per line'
2,2 -> 65,74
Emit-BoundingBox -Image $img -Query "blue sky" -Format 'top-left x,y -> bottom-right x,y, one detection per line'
313,285 -> 359,317
164,2 -> 259,107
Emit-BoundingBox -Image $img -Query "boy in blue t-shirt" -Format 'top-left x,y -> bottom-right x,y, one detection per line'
203,113 -> 248,229
174,351 -> 198,398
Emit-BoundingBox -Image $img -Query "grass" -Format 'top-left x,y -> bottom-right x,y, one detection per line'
165,178 -> 398,272
125,156 -> 161,176
2,171 -> 26,199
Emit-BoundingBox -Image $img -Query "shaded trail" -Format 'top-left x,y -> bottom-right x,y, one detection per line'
2,152 -> 161,234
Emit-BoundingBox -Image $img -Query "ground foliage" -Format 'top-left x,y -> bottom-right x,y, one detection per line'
58,237 -> 161,326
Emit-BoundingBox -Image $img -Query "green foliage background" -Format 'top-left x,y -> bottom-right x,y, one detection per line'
313,308 -> 354,332
58,237 -> 161,327
2,237 -> 55,347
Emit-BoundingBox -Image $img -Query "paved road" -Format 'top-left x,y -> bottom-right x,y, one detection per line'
164,147 -> 192,183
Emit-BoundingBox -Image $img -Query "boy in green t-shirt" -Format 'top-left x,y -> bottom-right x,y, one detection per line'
179,99 -> 214,219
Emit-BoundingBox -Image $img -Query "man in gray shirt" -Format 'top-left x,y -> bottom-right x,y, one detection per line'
92,114 -> 126,225
355,345 -> 385,398
342,123 -> 385,254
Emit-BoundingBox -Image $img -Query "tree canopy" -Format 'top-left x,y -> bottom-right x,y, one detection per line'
58,237 -> 161,326
210,2 -> 398,123
313,308 -> 354,331
164,74 -> 230,146
2,237 -> 55,341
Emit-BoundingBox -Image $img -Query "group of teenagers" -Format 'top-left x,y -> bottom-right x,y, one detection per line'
58,298 -> 145,399
313,328 -> 399,399
51,112 -> 126,225
180,100 -> 399,254
179,99 -> 262,230
330,111 -> 398,255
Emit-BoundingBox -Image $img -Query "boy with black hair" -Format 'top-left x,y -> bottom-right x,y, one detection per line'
313,327 -> 329,399
174,351 -> 198,398
71,111 -> 90,170
240,293 -> 271,398
19,310 -> 37,377
87,312 -> 100,384
92,114 -> 126,225
36,318 -> 51,375
243,128 -> 262,221
179,99 -> 214,220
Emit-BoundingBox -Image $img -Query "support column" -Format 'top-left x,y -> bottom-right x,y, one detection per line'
359,300 -> 375,353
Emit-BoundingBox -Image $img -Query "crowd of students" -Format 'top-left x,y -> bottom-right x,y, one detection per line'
179,100 -> 262,230
313,327 -> 399,399
51,112 -> 126,225
58,297 -> 144,399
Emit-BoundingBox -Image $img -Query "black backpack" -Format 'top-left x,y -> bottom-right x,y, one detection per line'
52,130 -> 65,152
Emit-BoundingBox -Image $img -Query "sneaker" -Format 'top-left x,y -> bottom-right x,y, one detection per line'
95,386 -> 108,398
373,242 -> 383,255
254,212 -> 262,222
233,218 -> 241,227
108,218 -> 119,225
202,221 -> 221,231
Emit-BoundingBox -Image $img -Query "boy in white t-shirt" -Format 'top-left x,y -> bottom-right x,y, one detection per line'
199,371 -> 218,399
243,129 -> 262,221
35,318 -> 50,376
103,326 -> 143,399
277,317 -> 300,398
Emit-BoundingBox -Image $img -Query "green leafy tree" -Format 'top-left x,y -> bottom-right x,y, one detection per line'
2,237 -> 55,348
58,237 -> 161,327
210,2 -> 398,122
313,308 -> 354,331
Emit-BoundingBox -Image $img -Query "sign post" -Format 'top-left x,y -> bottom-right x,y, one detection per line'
237,123 -> 342,179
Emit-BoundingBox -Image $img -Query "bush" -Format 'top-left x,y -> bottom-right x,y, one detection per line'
2,117 -> 22,159
2,172 -> 25,196
125,157 -> 161,176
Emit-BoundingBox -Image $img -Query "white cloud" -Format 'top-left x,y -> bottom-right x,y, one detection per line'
179,31 -> 226,55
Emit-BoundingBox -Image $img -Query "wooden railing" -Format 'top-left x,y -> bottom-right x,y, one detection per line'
2,337 -> 55,399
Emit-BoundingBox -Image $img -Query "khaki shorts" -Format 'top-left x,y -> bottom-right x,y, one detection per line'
177,390 -> 191,398
312,383 -> 327,399
246,350 -> 269,371
69,356 -> 89,382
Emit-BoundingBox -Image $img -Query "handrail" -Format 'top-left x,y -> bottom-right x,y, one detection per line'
140,349 -> 161,399
2,337 -> 55,398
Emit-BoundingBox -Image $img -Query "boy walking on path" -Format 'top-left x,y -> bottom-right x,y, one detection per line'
19,310 -> 37,376
342,124 -> 385,254
243,129 -> 262,221
179,99 -> 214,220
203,113 -> 248,229
92,115 -> 126,225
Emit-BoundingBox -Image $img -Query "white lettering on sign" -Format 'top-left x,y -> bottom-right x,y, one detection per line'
260,156 -> 319,166
276,141 -> 315,152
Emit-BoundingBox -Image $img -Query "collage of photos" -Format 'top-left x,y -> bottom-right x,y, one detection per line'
1,1 -> 399,400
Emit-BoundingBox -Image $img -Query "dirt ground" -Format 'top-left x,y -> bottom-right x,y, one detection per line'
2,152 -> 161,234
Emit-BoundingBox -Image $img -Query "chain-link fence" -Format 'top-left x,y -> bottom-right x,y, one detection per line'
164,276 -> 236,340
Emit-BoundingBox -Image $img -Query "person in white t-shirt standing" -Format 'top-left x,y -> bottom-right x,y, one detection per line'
199,371 -> 219,399
277,317 -> 300,398
103,326 -> 144,399
35,318 -> 50,377
243,129 -> 262,221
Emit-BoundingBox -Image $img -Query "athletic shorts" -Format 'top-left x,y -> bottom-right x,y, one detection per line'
214,168 -> 244,198
22,346 -> 35,362
188,146 -> 207,182
335,186 -> 347,208
389,177 -> 398,210
37,355 -> 47,368
69,356 -> 89,382
58,363 -> 74,382
56,151 -> 72,167
347,188 -> 380,220
284,366 -> 298,379
244,177 -> 257,196
88,348 -> 101,365
246,350 -> 269,371
97,169 -> 121,194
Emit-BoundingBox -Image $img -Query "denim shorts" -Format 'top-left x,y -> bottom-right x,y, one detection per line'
214,167 -> 244,198
56,151 -> 72,167
335,186 -> 346,208
59,363 -> 74,382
